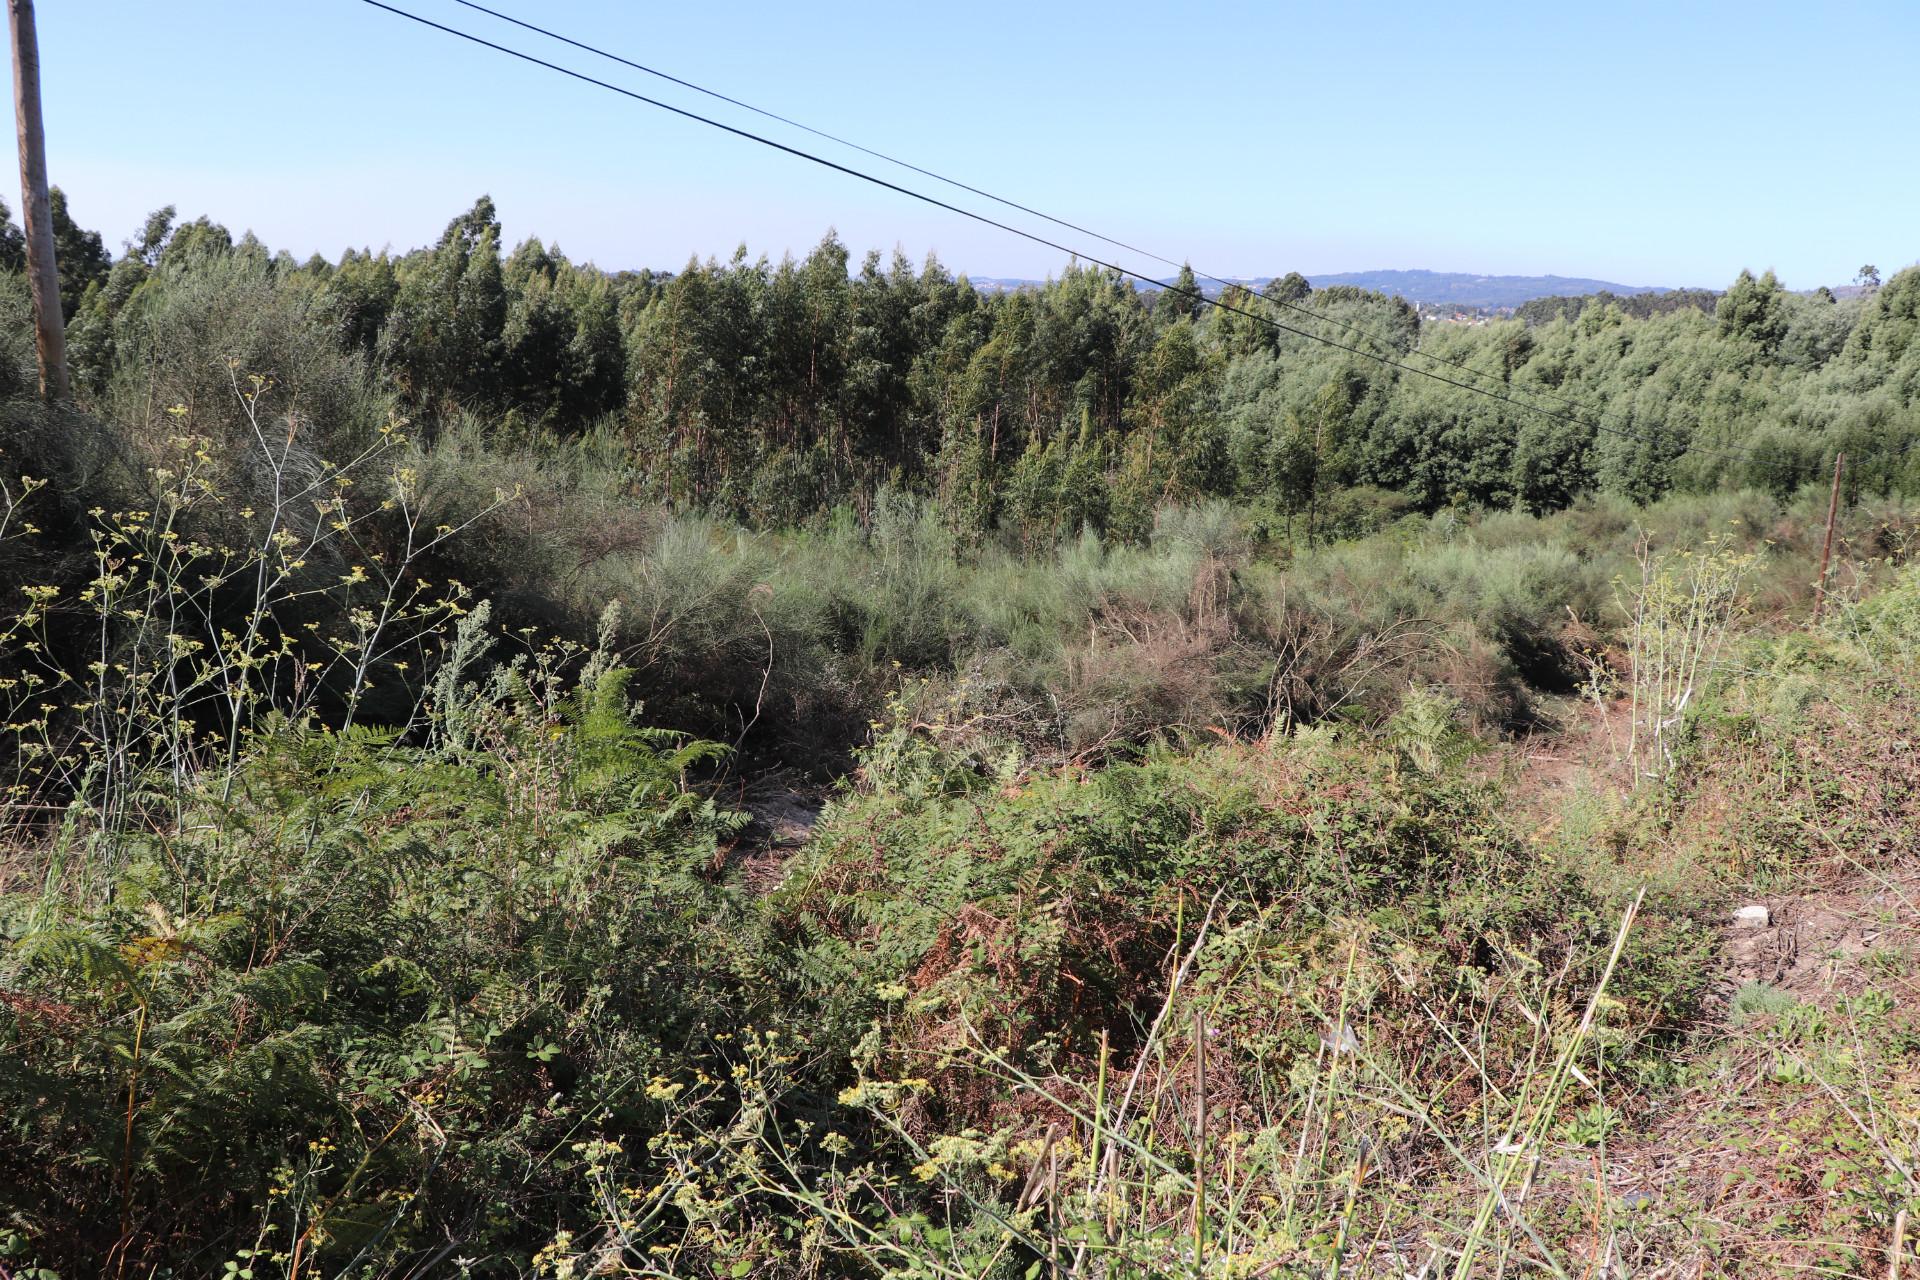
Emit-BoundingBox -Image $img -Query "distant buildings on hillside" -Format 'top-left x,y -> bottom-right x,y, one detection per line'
1417,306 -> 1500,326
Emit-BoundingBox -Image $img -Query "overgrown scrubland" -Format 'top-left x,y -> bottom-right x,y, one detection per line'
2,196 -> 1919,1278
6,496 -> 1915,1276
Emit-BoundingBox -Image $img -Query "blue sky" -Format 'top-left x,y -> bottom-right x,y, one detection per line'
40,0 -> 1918,289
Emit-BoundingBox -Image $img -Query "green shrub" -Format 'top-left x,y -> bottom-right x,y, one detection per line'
1,664 -> 763,1278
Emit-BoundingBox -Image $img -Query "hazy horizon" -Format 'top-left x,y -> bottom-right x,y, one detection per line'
38,0 -> 1918,291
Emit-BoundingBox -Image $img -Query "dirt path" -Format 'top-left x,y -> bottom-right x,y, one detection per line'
1484,690 -> 1920,1277
725,772 -> 826,892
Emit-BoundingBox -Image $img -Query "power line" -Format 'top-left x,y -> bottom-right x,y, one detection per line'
359,0 -> 1758,469
463,1 -> 1744,460
447,0 -> 1177,273
448,0 -> 1656,445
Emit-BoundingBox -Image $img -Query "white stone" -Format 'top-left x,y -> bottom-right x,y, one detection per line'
1733,904 -> 1772,928
1321,1023 -> 1360,1055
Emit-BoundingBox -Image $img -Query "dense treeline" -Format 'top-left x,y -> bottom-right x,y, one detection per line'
49,194 -> 1920,545
1512,286 -> 1721,326
0,190 -> 1913,776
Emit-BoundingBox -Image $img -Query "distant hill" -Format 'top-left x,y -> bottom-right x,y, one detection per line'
1303,270 -> 1672,309
965,269 -> 1681,309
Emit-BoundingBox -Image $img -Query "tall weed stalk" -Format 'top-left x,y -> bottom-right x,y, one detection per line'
1617,532 -> 1753,783
0,368 -> 509,891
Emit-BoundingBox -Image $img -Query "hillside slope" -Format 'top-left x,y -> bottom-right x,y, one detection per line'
1306,268 -> 1675,307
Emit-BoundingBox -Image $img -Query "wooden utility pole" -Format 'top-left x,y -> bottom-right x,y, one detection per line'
9,0 -> 67,402
1812,451 -> 1846,622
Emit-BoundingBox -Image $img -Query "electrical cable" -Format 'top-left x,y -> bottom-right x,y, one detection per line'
449,0 -> 1718,451
360,0 -> 1764,468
